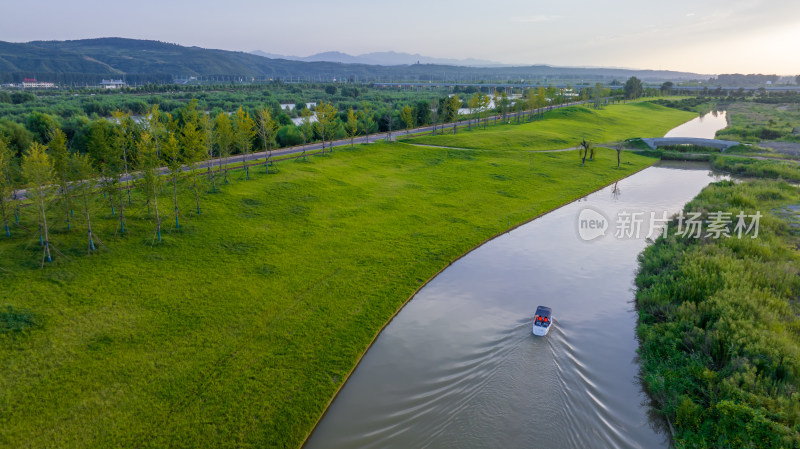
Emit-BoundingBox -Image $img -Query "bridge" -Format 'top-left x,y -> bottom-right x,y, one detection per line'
641,137 -> 741,151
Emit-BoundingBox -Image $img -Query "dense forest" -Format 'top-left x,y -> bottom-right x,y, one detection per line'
0,82 -> 613,164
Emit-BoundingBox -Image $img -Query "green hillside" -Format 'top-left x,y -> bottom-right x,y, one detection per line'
0,38 -> 704,84
0,41 -> 117,74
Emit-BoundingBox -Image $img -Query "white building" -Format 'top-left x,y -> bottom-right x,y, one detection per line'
100,79 -> 127,89
21,78 -> 54,88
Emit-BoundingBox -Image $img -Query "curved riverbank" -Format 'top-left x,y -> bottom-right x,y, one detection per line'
298,160 -> 657,448
303,161 -> 727,448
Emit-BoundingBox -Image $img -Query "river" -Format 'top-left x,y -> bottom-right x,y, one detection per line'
664,110 -> 727,139
303,114 -> 728,449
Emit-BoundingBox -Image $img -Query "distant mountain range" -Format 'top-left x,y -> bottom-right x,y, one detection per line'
0,37 -> 708,85
250,50 -> 504,67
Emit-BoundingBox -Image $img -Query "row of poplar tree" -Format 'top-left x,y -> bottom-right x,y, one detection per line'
0,99 -> 346,266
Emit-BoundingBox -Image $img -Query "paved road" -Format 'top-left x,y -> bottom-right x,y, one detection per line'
11,101 -> 588,200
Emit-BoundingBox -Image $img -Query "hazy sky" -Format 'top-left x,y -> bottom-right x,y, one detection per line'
2,0 -> 799,75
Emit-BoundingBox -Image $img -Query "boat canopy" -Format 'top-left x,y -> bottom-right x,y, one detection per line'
535,306 -> 552,319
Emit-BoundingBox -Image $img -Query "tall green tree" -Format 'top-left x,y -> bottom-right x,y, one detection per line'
314,102 -> 338,153
137,132 -> 164,242
467,94 -> 480,130
525,89 -> 537,121
430,98 -> 439,135
384,104 -> 394,141
111,110 -> 136,205
345,108 -> 359,148
624,76 -> 643,100
359,102 -> 374,143
498,91 -> 510,121
181,121 -> 206,215
68,152 -> 102,253
108,119 -> 130,234
25,112 -> 59,144
414,101 -> 431,129
536,87 -> 547,119
593,83 -> 605,109
85,121 -> 116,217
47,127 -> 72,231
22,142 -> 55,264
0,136 -> 14,237
479,93 -> 491,129
162,132 -> 182,228
400,104 -> 414,135
199,112 -> 217,192
213,112 -> 234,183
299,107 -> 314,160
256,106 -> 278,174
233,107 -> 256,180
448,95 -> 460,134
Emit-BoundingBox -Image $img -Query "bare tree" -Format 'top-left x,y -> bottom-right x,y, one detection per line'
580,139 -> 591,166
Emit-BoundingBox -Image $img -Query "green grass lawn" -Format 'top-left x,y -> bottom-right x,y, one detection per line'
0,141 -> 656,448
403,102 -> 695,151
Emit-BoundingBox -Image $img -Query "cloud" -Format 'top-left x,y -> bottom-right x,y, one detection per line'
511,15 -> 560,23
686,12 -> 696,16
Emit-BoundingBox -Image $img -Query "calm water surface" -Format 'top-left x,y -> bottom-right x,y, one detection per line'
664,110 -> 728,139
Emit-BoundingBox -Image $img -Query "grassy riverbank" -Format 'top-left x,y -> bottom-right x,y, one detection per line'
0,141 -> 655,448
710,155 -> 800,181
636,180 -> 800,448
403,102 -> 695,150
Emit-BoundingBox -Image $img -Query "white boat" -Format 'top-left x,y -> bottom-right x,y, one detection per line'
532,306 -> 553,336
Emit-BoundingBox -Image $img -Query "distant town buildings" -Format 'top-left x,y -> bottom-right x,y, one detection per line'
21,78 -> 55,88
281,102 -> 317,111
100,79 -> 127,89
